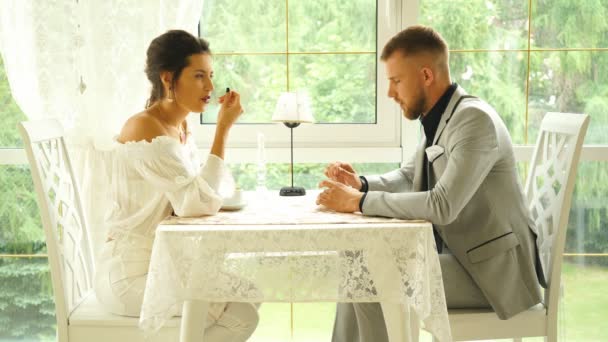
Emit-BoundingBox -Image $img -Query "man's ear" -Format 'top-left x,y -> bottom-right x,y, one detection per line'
421,67 -> 434,86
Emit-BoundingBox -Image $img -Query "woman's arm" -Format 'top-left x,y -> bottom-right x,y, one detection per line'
209,90 -> 243,159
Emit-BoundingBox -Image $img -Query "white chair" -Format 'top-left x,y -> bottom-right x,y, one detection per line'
446,113 -> 590,342
19,119 -> 180,342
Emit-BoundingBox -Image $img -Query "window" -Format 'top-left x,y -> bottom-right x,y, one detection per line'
1,1 -> 607,341
191,0 -> 403,152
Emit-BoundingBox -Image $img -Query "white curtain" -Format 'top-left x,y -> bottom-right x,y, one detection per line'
0,0 -> 205,260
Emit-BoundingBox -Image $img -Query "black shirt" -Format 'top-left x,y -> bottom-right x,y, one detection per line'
420,83 -> 458,252
420,83 -> 457,147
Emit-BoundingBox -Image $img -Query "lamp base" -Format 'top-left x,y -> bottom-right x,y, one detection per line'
279,186 -> 306,196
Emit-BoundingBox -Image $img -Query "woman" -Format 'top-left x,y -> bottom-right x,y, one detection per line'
94,30 -> 258,341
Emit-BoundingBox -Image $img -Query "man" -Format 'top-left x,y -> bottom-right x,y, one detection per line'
317,25 -> 546,342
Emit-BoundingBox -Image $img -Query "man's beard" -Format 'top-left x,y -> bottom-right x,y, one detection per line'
403,94 -> 426,120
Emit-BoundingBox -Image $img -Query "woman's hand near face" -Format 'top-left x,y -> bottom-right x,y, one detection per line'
217,90 -> 243,131
210,90 -> 243,160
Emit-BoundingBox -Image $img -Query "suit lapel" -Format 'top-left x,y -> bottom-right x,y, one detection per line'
432,86 -> 469,146
413,137 -> 426,192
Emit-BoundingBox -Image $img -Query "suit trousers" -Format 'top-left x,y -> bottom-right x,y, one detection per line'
331,254 -> 491,342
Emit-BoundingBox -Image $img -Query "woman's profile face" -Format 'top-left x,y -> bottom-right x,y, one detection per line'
173,53 -> 214,113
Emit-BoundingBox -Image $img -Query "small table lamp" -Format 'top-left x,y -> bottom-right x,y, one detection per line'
272,92 -> 314,196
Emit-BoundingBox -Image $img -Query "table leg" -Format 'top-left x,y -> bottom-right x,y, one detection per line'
180,300 -> 209,342
410,307 -> 420,342
381,302 -> 420,342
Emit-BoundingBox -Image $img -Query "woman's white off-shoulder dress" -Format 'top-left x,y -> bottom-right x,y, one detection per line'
93,136 -> 257,339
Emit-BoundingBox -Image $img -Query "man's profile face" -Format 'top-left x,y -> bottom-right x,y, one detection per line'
384,51 -> 426,120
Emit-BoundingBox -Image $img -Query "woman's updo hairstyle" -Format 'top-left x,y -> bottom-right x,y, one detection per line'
144,30 -> 211,107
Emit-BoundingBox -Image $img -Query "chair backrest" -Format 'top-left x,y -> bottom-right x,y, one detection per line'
18,119 -> 95,337
524,113 -> 589,315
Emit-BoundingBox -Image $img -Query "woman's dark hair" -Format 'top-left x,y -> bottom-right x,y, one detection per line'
145,30 -> 211,107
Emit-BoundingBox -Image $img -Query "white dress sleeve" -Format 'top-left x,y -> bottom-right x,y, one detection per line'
130,137 -> 224,217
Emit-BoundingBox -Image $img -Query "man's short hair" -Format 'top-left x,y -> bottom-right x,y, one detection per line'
381,25 -> 448,61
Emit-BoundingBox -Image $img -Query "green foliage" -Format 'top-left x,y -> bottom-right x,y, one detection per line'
1,55 -> 54,340
421,0 -> 530,144
0,166 -> 45,254
290,54 -> 375,123
0,56 -> 25,147
566,162 -> 608,265
200,0 -> 376,124
533,0 -> 608,49
0,258 -> 55,339
561,262 -> 608,341
0,57 -> 44,254
421,0 -> 529,50
201,55 -> 287,123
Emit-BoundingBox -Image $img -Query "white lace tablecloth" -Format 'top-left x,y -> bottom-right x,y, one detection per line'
139,191 -> 451,342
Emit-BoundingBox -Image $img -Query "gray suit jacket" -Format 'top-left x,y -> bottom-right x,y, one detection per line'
362,86 -> 543,319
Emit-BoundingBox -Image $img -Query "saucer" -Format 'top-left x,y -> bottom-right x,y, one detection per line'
221,200 -> 247,211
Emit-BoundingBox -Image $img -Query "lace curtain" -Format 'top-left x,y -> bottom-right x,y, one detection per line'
0,0 -> 206,260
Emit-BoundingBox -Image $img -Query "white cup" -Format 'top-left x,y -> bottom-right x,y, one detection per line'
224,188 -> 243,206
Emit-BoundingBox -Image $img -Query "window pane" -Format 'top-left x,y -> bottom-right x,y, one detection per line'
290,54 -> 376,123
288,0 -> 376,52
419,0 -> 529,50
0,55 -> 26,148
203,55 -> 286,123
527,51 -> 608,144
450,52 -> 527,144
228,163 -> 399,191
561,261 -> 608,341
0,165 -> 45,255
0,257 -> 55,340
531,0 -> 608,49
565,162 -> 608,255
200,0 -> 286,53
555,162 -> 607,341
199,0 -> 378,125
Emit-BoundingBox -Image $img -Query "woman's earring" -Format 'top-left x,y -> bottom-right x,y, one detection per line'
167,87 -> 174,102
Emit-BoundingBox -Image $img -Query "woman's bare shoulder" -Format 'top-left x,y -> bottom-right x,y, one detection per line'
117,111 -> 167,144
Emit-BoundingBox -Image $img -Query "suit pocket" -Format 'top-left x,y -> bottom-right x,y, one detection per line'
467,232 -> 520,264
425,145 -> 445,162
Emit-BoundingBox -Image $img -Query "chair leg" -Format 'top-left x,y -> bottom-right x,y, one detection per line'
545,325 -> 557,342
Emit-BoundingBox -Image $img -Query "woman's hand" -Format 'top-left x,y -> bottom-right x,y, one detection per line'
210,90 -> 243,160
217,90 -> 244,131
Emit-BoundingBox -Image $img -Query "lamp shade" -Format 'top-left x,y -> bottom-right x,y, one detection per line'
272,92 -> 314,123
